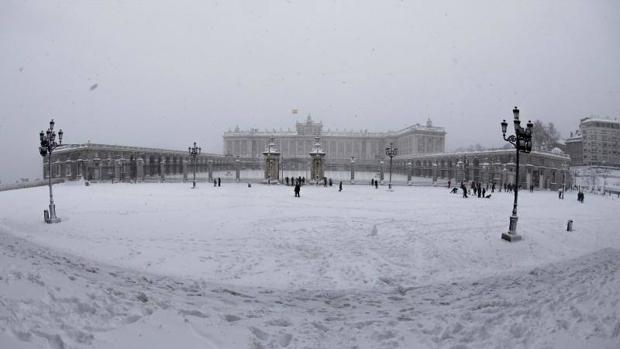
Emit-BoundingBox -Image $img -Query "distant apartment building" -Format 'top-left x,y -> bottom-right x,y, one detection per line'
565,117 -> 620,167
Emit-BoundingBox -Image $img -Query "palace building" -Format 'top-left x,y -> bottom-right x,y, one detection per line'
43,115 -> 571,190
223,115 -> 446,161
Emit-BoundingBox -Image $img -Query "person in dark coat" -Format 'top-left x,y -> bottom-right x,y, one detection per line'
294,183 -> 301,197
217,177 -> 221,187
461,182 -> 468,198
482,187 -> 486,197
375,180 -> 378,189
339,181 -> 343,192
491,183 -> 495,193
213,179 -> 217,187
329,178 -> 333,186
323,177 -> 327,187
285,177 -> 289,186
478,185 -> 482,198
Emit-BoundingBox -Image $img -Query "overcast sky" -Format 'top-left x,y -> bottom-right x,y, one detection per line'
1,0 -> 619,183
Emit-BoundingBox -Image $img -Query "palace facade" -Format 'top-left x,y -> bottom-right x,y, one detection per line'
223,115 -> 446,161
43,116 -> 571,190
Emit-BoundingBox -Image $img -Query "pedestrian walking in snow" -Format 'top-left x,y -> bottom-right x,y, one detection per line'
217,177 -> 221,187
294,183 -> 300,197
213,179 -> 217,187
375,180 -> 378,189
339,181 -> 343,192
329,178 -> 333,186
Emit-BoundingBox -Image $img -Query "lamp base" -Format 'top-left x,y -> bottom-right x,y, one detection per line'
501,232 -> 522,242
46,217 -> 61,224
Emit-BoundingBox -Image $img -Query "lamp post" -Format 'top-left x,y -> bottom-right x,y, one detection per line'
500,106 -> 533,242
188,142 -> 201,188
39,119 -> 63,223
385,142 -> 398,189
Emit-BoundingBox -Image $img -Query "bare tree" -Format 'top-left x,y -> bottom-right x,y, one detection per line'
532,120 -> 561,151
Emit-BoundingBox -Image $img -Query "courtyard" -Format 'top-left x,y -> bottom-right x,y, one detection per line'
1,183 -> 619,348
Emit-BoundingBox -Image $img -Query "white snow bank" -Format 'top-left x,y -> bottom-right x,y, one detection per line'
0,231 -> 618,349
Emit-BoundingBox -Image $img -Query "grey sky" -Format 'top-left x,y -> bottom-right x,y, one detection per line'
1,0 -> 619,183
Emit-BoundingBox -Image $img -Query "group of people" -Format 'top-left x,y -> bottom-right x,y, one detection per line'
285,176 -> 306,186
291,176 -> 344,197
370,179 -> 379,189
213,177 -> 221,187
455,181 -> 492,198
577,190 -> 585,203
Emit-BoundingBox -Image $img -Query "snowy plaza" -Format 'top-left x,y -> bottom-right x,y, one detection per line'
1,182 -> 619,348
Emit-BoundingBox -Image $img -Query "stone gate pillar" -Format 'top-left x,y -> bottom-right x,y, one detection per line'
308,137 -> 325,184
379,160 -> 384,184
263,137 -> 281,183
432,162 -> 438,184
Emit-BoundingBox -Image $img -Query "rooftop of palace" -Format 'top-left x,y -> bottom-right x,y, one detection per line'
54,143 -> 223,157
397,148 -> 570,161
580,117 -> 620,126
224,118 -> 446,138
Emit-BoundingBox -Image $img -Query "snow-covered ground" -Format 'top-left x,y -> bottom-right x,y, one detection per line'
1,182 -> 619,348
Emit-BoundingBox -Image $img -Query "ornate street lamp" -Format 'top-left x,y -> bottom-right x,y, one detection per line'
385,142 -> 398,189
188,141 -> 201,188
500,106 -> 533,242
39,119 -> 63,223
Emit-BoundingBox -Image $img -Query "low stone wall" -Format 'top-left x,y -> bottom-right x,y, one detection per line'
0,178 -> 65,192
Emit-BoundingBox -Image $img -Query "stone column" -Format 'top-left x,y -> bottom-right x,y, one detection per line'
379,160 -> 384,184
136,158 -> 144,182
432,162 -> 438,184
407,161 -> 413,185
182,158 -> 188,182
76,159 -> 83,180
207,159 -> 214,182
95,158 -> 102,181
481,162 -> 489,186
235,157 -> 240,182
114,159 -> 122,182
160,159 -> 166,182
456,160 -> 464,184
350,157 -> 355,184
525,165 -> 533,189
